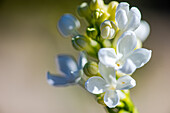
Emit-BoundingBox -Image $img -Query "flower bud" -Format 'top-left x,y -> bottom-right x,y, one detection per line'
90,0 -> 105,11
72,35 -> 91,51
86,27 -> 98,40
107,1 -> 119,22
58,14 -> 80,37
92,9 -> 109,25
102,39 -> 112,48
100,20 -> 117,39
72,35 -> 101,58
77,2 -> 91,19
83,61 -> 99,77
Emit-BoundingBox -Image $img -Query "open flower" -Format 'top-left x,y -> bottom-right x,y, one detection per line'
99,31 -> 152,74
58,14 -> 80,37
115,2 -> 141,31
85,63 -> 136,108
47,52 -> 87,86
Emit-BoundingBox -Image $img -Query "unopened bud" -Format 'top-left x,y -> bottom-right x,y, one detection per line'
83,61 -> 99,77
72,35 -> 90,51
86,27 -> 98,40
72,35 -> 101,58
77,2 -> 91,19
92,9 -> 109,25
58,14 -> 80,37
100,20 -> 117,39
90,0 -> 105,11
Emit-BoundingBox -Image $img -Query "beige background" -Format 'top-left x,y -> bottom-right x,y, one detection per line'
0,0 -> 170,113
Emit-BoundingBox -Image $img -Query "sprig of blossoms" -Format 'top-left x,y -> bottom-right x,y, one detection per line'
47,0 -> 152,113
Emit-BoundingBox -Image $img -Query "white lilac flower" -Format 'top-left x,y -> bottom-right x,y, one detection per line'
85,63 -> 136,108
47,52 -> 87,86
134,20 -> 150,42
58,14 -> 80,37
100,20 -> 117,39
115,2 -> 141,32
98,31 -> 152,74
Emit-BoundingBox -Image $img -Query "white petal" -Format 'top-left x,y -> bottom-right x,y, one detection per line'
57,55 -> 78,78
78,52 -> 88,70
117,31 -> 137,56
104,90 -> 119,108
47,72 -> 70,86
125,7 -> 141,31
116,2 -> 129,14
85,76 -> 107,94
98,62 -> 116,85
98,48 -> 118,67
116,75 -> 136,90
135,20 -> 150,42
116,9 -> 128,30
128,48 -> 152,68
58,14 -> 80,37
118,59 -> 136,74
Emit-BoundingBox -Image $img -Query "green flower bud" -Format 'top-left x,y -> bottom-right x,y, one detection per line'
90,0 -> 105,11
77,2 -> 91,22
83,61 -> 99,77
100,20 -> 117,39
72,35 -> 101,58
72,35 -> 90,51
86,27 -> 98,40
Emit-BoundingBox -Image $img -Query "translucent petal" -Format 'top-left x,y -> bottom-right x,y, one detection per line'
104,90 -> 119,108
57,55 -> 78,78
85,76 -> 107,94
117,31 -> 137,56
118,59 -> 136,74
116,9 -> 128,30
128,48 -> 152,68
78,52 -> 88,70
98,62 -> 116,85
58,14 -> 80,37
135,20 -> 150,42
116,75 -> 136,90
98,48 -> 118,67
47,72 -> 70,86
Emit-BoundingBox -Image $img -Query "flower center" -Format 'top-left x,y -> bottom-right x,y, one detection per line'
116,60 -> 123,67
108,85 -> 116,91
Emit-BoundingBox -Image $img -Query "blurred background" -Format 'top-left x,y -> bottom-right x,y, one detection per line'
0,0 -> 170,113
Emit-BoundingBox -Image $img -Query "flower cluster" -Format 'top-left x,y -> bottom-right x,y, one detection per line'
47,0 -> 152,113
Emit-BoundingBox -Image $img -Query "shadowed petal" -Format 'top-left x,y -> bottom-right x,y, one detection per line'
78,52 -> 88,70
104,90 -> 119,108
116,9 -> 128,30
85,76 -> 107,94
128,48 -> 152,68
135,20 -> 150,42
118,59 -> 136,74
116,75 -> 136,90
47,72 -> 70,86
57,55 -> 78,78
117,31 -> 137,56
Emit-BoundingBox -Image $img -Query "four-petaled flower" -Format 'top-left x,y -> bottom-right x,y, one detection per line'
85,63 -> 136,108
47,52 -> 87,86
99,31 -> 152,74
